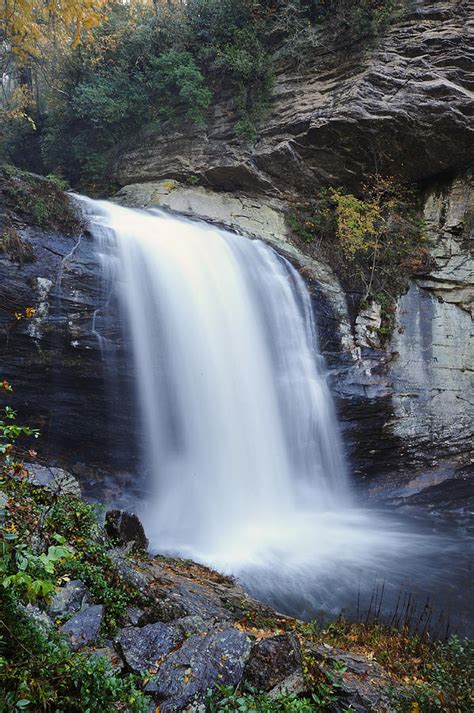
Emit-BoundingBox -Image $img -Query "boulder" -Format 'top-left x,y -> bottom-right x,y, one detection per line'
105,509 -> 149,551
126,606 -> 146,626
145,627 -> 251,711
26,463 -> 81,498
61,604 -> 104,651
49,580 -> 91,619
118,622 -> 183,673
244,632 -> 302,691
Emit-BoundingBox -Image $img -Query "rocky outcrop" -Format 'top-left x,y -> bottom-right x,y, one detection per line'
340,174 -> 473,498
387,175 -> 473,467
0,192 -> 139,486
113,0 -> 473,197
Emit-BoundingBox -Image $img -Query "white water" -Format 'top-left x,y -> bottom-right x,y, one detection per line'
78,197 -> 472,630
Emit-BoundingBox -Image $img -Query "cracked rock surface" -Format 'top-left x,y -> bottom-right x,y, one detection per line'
113,0 -> 473,197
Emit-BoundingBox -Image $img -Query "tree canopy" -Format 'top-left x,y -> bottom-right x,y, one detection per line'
1,0 -> 108,61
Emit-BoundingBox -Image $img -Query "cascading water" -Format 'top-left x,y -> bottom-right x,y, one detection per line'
77,196 -> 472,631
80,197 -> 348,543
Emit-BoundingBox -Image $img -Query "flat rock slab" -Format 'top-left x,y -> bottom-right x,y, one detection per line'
244,632 -> 302,691
145,627 -> 251,711
61,604 -> 103,651
26,463 -> 82,498
118,622 -> 183,673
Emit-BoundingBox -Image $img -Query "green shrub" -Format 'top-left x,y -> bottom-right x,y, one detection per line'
0,592 -> 146,713
286,175 -> 429,338
0,389 -> 147,711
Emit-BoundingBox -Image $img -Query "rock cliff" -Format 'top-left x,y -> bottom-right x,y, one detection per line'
113,0 -> 474,197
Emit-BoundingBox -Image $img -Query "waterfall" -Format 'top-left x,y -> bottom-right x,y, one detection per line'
76,196 -> 471,629
79,197 -> 350,550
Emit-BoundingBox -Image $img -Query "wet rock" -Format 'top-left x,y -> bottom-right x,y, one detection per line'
105,509 -> 149,551
244,632 -> 302,691
126,606 -> 146,626
118,622 -> 183,673
61,604 -> 104,651
145,627 -> 251,711
49,580 -> 91,619
26,463 -> 81,498
174,615 -> 212,638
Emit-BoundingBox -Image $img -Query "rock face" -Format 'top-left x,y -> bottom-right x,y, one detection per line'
1,171 -> 471,506
0,197 -> 139,488
114,0 -> 473,197
355,302 -> 382,349
115,173 -> 473,501
387,175 -> 473,468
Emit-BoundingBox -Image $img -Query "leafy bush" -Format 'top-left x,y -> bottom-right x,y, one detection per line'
208,685 -> 330,711
0,388 -> 147,711
0,593 -> 146,713
287,175 -> 430,337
